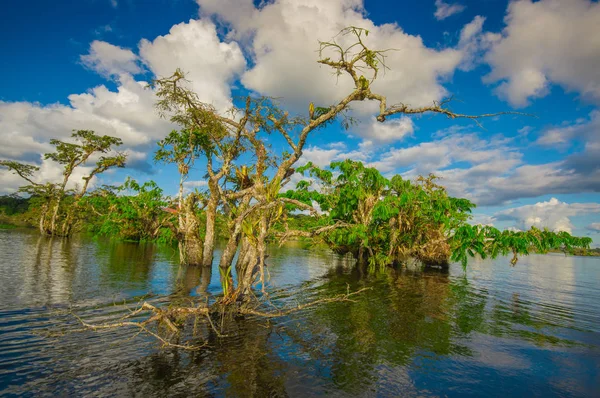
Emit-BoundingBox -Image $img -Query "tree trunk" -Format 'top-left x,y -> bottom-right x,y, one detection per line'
219,229 -> 241,270
179,195 -> 203,266
49,173 -> 70,236
49,195 -> 63,236
218,195 -> 251,271
235,238 -> 259,296
38,203 -> 48,235
202,194 -> 218,267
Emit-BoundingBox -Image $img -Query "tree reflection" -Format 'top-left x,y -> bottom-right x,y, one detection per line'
96,240 -> 156,287
174,265 -> 212,298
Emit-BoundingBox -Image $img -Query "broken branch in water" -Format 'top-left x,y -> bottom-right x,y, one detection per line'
69,287 -> 372,350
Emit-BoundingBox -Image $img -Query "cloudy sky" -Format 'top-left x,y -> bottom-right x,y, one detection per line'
1,0 -> 599,244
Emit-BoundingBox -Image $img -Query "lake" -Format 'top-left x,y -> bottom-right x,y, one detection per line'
1,229 -> 599,397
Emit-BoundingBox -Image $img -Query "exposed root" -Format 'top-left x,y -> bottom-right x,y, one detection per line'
68,287 -> 372,350
71,302 -> 209,351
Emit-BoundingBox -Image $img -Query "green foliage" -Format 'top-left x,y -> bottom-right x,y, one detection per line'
82,178 -> 175,244
284,160 -> 591,270
0,195 -> 30,216
449,225 -> 593,270
155,129 -> 210,170
45,130 -> 123,167
0,161 -> 39,184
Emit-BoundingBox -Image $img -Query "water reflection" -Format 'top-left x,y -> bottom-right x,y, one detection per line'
96,240 -> 157,287
174,264 -> 212,298
0,230 -> 599,397
18,235 -> 81,307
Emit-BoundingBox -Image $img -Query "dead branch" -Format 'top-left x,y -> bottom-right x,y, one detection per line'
67,287 -> 371,349
71,302 -> 209,351
239,287 -> 372,318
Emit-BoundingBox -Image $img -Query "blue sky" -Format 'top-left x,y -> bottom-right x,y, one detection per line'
1,0 -> 599,244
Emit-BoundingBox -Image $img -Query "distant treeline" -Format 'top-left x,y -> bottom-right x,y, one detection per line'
0,195 -> 30,216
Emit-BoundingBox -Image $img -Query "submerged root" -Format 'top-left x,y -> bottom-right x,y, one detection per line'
70,287 -> 372,350
71,302 -> 210,351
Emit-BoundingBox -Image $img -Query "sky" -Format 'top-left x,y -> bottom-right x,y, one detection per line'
1,0 -> 599,244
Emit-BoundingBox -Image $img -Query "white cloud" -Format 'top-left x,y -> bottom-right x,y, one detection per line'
536,111 -> 600,181
1,18 -> 248,194
367,127 -> 600,206
471,213 -> 495,226
139,19 -> 246,111
356,116 -> 414,144
1,158 -> 96,195
434,0 -> 466,21
371,132 -> 520,176
81,41 -> 143,78
494,198 -> 600,233
483,0 -> 600,107
457,16 -> 496,71
183,180 -> 208,188
183,180 -> 208,194
197,0 -> 464,114
0,75 -> 171,154
588,223 -> 600,232
0,131 -> 51,160
300,142 -> 367,168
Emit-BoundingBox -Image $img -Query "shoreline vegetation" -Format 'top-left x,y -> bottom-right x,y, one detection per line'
0,27 -> 594,348
3,208 -> 597,258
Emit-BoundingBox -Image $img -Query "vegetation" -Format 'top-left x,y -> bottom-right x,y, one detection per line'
0,27 -> 594,348
1,130 -> 126,236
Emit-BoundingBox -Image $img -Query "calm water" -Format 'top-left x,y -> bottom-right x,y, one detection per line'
1,229 -> 599,397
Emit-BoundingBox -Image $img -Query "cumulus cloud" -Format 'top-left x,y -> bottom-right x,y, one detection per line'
356,116 -> 414,144
536,111 -> 600,182
483,0 -> 600,107
371,132 -> 521,175
197,0 -> 465,114
366,125 -> 600,206
471,213 -> 495,227
300,142 -> 367,168
139,19 -> 246,111
588,223 -> 600,232
81,41 -> 143,78
456,16 -> 497,71
0,18 -> 247,194
434,0 -> 466,21
183,180 -> 208,194
1,158 -> 96,195
494,198 -> 600,233
0,75 -> 171,154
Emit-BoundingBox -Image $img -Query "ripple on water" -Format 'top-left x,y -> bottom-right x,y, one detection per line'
1,230 -> 600,397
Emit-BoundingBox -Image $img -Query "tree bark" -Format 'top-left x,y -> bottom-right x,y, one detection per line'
49,167 -> 73,236
202,180 -> 219,267
179,195 -> 203,266
38,203 -> 48,235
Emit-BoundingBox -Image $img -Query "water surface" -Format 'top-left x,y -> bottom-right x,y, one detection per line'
1,229 -> 599,397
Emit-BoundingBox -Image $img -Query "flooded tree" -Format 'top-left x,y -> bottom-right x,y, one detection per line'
6,27 -> 592,350
145,26 -> 536,300
155,129 -> 208,265
0,130 -> 126,236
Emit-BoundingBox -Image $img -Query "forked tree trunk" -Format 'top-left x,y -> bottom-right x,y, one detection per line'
49,171 -> 72,236
49,195 -> 63,236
